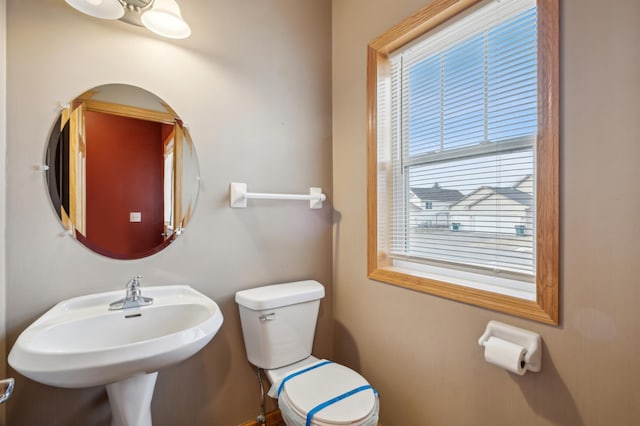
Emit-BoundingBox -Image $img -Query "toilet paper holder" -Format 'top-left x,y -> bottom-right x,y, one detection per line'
478,321 -> 542,373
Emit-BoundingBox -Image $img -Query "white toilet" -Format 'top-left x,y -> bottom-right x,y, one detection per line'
235,280 -> 379,426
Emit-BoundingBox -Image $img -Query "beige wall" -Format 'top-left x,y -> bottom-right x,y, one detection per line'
5,0 -> 332,424
332,0 -> 640,425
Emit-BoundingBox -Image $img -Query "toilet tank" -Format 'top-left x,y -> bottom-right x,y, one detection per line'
235,280 -> 325,369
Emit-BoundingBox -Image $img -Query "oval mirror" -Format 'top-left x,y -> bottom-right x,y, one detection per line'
45,84 -> 199,259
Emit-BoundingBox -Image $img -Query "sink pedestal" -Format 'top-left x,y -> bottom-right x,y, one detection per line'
106,372 -> 158,426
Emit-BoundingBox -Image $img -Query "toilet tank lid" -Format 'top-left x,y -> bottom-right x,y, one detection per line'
235,280 -> 325,310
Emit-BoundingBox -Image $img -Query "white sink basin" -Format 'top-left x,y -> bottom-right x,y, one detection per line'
9,285 -> 223,425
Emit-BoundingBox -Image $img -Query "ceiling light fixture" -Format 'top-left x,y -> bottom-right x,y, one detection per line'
65,0 -> 125,20
64,0 -> 191,39
141,0 -> 191,39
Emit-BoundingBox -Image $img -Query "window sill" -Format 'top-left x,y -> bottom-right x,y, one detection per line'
368,266 -> 556,324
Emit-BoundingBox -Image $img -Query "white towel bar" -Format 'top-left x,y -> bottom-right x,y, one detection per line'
229,182 -> 326,209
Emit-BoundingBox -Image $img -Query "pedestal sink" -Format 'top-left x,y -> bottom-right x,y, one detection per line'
8,285 -> 224,426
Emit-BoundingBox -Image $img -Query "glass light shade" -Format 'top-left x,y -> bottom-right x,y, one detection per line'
65,0 -> 125,20
141,0 -> 191,39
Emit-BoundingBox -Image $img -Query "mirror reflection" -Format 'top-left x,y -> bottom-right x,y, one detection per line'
46,84 -> 199,259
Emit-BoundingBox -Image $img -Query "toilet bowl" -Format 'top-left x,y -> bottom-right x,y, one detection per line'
235,281 -> 380,426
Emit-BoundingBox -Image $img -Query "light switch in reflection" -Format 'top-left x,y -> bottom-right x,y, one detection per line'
130,212 -> 142,222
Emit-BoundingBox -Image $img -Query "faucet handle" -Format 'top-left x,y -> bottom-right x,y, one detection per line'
127,275 -> 142,289
126,276 -> 142,300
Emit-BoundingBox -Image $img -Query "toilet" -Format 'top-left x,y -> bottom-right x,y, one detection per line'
235,280 -> 379,426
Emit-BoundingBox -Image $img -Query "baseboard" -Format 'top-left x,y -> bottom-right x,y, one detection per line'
239,409 -> 283,426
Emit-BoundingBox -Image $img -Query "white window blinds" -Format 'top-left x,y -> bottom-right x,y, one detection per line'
383,0 -> 538,292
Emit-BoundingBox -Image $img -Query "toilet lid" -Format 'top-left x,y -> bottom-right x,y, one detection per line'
280,362 -> 376,424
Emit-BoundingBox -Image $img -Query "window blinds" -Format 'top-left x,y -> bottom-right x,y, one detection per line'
386,0 -> 538,282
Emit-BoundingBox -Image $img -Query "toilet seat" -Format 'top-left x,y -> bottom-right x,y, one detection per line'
276,360 -> 378,425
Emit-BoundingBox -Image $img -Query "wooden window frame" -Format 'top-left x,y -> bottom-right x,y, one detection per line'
366,0 -> 559,324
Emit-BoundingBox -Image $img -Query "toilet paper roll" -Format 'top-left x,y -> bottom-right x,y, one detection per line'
483,336 -> 527,375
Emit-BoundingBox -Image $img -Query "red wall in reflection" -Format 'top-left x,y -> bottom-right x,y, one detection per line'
85,111 -> 164,258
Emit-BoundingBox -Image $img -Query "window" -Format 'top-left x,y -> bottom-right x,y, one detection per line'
367,0 -> 558,324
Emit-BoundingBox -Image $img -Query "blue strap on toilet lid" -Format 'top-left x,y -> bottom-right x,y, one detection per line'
305,385 -> 377,426
277,360 -> 333,397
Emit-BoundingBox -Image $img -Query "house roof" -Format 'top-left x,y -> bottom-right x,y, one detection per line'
493,187 -> 533,206
451,186 -> 533,209
513,174 -> 533,188
410,183 -> 464,203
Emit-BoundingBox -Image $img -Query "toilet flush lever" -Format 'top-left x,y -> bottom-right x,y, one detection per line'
259,313 -> 276,321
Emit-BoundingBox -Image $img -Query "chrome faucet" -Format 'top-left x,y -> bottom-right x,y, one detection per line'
109,275 -> 154,310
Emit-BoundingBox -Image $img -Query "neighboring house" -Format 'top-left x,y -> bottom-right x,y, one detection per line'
449,185 -> 533,235
409,183 -> 463,228
409,177 -> 534,235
